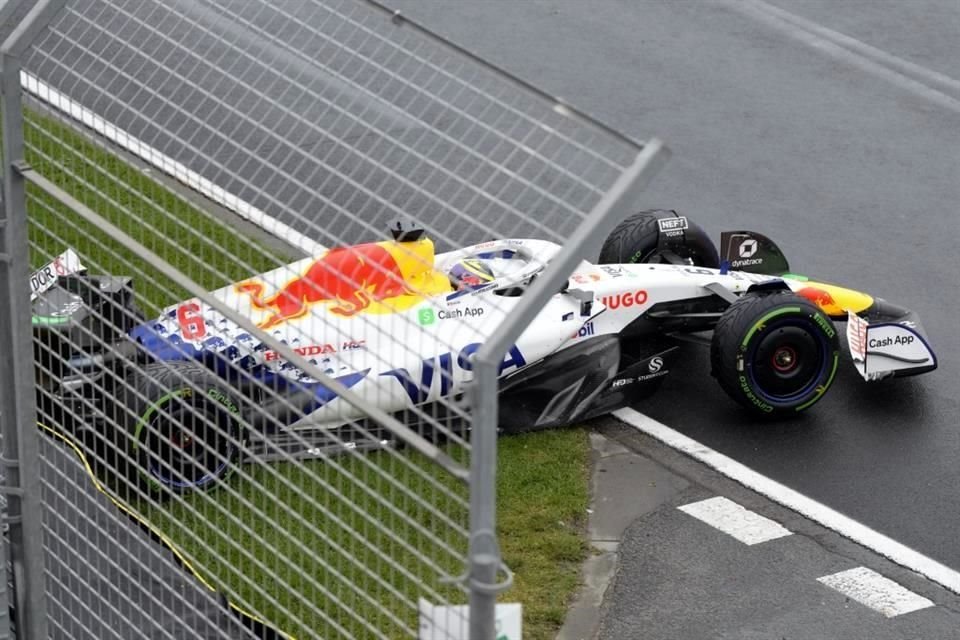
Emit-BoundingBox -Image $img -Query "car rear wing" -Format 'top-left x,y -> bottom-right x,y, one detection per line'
846,310 -> 937,380
30,248 -> 85,301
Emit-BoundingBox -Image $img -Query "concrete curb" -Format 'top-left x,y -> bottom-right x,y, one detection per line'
556,431 -> 689,640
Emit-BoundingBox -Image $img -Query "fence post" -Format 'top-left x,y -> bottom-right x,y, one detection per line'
0,3 -> 65,637
467,140 -> 670,639
0,57 -> 48,640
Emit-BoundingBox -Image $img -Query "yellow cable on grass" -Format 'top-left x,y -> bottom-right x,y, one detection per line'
36,422 -> 294,640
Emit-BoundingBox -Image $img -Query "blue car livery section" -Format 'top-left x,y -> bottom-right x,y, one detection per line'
129,322 -> 371,422
382,343 -> 526,404
301,370 -> 370,414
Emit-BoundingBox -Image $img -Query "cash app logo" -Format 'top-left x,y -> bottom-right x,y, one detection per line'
418,307 -> 435,325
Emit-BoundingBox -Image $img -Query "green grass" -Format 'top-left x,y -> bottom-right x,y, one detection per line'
139,428 -> 591,640
23,107 -> 593,639
497,429 -> 592,634
23,109 -> 285,313
141,447 -> 471,638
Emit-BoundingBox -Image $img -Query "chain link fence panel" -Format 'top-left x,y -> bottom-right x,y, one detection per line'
6,0 -> 653,638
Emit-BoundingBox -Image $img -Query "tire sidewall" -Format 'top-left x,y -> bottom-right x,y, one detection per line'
129,363 -> 242,493
715,293 -> 839,415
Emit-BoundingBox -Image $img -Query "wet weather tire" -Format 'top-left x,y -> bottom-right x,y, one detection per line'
599,209 -> 719,267
711,291 -> 840,416
124,361 -> 243,494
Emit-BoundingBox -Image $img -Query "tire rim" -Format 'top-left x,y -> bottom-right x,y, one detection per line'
142,395 -> 234,490
748,320 -> 828,403
771,345 -> 798,372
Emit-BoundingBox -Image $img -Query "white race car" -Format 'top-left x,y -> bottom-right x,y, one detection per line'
35,210 -> 937,491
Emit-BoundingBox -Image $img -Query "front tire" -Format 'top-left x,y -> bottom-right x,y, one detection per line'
599,209 -> 719,267
711,291 -> 839,416
124,361 -> 243,494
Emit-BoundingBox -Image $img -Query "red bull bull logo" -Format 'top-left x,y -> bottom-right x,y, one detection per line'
793,282 -> 873,317
797,286 -> 839,313
237,243 -> 411,329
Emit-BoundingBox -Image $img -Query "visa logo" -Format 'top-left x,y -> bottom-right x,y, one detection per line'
382,343 -> 526,404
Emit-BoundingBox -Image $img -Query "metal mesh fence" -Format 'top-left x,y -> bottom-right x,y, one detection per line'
4,0 -> 652,638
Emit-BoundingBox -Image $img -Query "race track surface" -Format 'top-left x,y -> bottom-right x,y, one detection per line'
386,0 -> 960,572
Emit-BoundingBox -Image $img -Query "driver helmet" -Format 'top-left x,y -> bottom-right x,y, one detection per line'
449,258 -> 496,291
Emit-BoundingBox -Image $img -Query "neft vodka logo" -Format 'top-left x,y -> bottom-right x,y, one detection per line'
729,235 -> 763,268
657,216 -> 689,237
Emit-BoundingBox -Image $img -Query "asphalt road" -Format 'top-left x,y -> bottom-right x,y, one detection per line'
380,0 -> 960,571
21,0 -> 960,604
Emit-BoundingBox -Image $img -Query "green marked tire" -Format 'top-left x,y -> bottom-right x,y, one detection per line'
123,360 -> 243,494
711,290 -> 839,416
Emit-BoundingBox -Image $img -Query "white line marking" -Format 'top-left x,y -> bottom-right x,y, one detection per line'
818,567 -> 934,617
722,0 -> 960,114
19,71 -> 327,257
613,407 -> 960,595
678,496 -> 792,545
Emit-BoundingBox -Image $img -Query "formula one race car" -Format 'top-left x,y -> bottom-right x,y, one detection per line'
32,210 -> 937,493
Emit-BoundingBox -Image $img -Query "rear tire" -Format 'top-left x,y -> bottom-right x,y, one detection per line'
123,360 -> 243,494
599,209 -> 719,267
711,291 -> 839,416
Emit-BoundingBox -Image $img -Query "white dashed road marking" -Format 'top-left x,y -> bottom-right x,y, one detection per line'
615,407 -> 960,596
678,496 -> 792,545
818,567 -> 934,618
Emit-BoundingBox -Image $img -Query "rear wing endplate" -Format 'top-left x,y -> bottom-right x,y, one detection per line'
719,230 -> 790,276
30,248 -> 85,300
